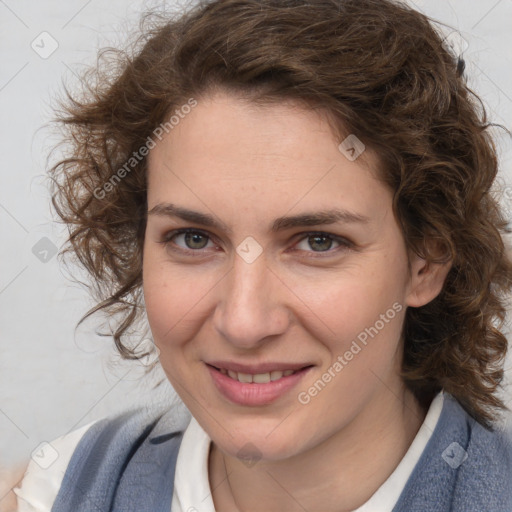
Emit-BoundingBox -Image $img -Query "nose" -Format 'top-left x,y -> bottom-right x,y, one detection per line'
212,252 -> 291,349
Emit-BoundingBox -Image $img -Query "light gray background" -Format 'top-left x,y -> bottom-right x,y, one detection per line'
1,0 -> 512,468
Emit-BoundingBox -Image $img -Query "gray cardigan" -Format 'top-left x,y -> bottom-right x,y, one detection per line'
51,393 -> 512,511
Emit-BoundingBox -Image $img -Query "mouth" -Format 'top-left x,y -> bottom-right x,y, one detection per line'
205,362 -> 314,406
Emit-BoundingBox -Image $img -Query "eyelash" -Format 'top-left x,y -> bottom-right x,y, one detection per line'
158,228 -> 353,258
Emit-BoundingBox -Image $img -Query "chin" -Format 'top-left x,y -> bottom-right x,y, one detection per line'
210,419 -> 312,462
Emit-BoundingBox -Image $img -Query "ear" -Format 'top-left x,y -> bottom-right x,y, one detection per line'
405,243 -> 452,308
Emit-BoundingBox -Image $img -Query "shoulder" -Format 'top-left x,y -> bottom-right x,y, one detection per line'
14,420 -> 98,512
446,396 -> 512,511
394,393 -> 512,512
455,400 -> 512,498
439,394 -> 512,467
51,404 -> 186,511
65,404 -> 186,464
14,405 -> 186,512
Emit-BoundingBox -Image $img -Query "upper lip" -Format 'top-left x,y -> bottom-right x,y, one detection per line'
206,361 -> 313,374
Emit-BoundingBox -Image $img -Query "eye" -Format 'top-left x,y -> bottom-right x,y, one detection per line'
160,229 -> 216,254
159,229 -> 353,258
293,232 -> 352,255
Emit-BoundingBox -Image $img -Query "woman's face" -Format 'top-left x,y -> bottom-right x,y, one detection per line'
142,90 -> 432,460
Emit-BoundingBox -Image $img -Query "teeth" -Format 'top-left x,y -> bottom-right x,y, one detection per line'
220,368 -> 298,383
270,370 -> 284,381
253,372 -> 271,383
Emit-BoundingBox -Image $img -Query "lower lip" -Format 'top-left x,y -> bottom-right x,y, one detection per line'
207,364 -> 312,406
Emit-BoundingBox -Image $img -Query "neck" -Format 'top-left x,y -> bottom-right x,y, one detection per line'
209,387 -> 427,512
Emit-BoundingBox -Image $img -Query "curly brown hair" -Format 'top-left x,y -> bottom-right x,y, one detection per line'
49,0 -> 512,427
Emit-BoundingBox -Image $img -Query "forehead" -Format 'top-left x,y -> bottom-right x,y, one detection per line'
146,91 -> 390,227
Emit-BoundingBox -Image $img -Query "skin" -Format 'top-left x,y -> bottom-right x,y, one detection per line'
142,89 -> 451,511
0,466 -> 25,512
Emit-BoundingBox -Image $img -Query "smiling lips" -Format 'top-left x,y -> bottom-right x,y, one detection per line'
206,361 -> 313,406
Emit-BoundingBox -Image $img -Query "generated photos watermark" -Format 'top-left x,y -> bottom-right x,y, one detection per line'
297,301 -> 403,405
442,441 -> 468,469
338,134 -> 365,161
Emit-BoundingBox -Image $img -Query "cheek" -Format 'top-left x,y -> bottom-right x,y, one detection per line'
303,269 -> 404,335
142,258 -> 215,352
292,258 -> 408,374
143,277 -> 186,347
296,273 -> 407,415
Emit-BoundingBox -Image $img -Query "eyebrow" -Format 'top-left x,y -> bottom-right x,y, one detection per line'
147,203 -> 370,234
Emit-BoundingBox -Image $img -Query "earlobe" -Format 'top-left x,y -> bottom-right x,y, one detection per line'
405,250 -> 452,308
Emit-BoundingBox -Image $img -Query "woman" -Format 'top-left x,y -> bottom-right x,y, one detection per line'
13,0 -> 512,510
